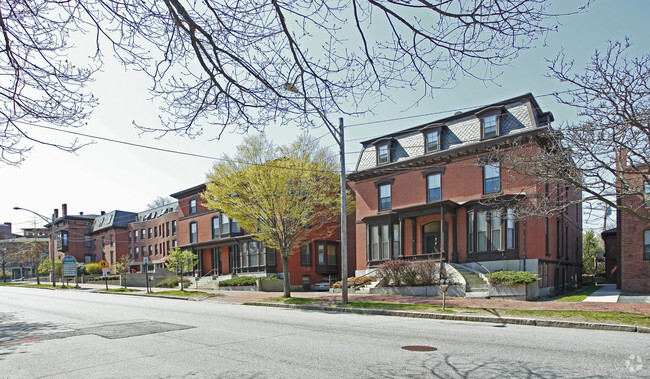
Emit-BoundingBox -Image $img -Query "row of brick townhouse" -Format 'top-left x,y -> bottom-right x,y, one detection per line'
37,93 -> 588,294
0,224 -> 49,280
169,184 -> 354,288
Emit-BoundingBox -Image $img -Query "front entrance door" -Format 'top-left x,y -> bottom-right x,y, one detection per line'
422,221 -> 448,257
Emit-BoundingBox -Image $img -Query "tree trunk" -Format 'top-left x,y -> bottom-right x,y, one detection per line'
281,255 -> 291,298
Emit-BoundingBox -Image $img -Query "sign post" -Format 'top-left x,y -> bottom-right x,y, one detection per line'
144,257 -> 149,293
98,260 -> 110,290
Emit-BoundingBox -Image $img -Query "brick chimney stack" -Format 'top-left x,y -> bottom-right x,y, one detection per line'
53,209 -> 59,220
62,204 -> 67,217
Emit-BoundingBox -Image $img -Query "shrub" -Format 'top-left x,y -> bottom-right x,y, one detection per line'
218,276 -> 259,287
86,262 -> 101,275
488,271 -> 539,286
155,276 -> 192,288
331,276 -> 377,289
414,260 -> 439,286
89,275 -> 120,281
377,260 -> 411,287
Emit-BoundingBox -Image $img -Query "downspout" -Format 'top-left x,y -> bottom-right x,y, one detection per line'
522,219 -> 527,272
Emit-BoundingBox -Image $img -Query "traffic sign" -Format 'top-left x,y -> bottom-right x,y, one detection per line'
98,260 -> 109,268
102,268 -> 111,277
143,257 -> 149,263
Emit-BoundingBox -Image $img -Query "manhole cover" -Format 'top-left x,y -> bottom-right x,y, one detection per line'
402,345 -> 438,352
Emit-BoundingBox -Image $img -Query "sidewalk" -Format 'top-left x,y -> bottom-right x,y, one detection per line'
29,280 -> 650,315
582,283 -> 620,303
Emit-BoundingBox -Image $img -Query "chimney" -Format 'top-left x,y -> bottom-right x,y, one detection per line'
100,211 -> 105,215
62,204 -> 67,217
53,209 -> 59,220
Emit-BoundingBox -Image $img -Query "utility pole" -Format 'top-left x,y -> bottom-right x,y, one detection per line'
339,118 -> 348,305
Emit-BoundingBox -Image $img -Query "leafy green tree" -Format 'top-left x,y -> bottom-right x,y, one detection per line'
583,231 -> 604,276
114,256 -> 132,288
203,134 -> 351,298
38,259 -> 52,277
54,260 -> 62,277
86,262 -> 101,275
165,248 -> 197,291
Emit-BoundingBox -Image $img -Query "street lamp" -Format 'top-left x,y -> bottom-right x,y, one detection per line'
13,207 -> 55,287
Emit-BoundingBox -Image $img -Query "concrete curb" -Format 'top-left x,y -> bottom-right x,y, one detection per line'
246,302 -> 646,333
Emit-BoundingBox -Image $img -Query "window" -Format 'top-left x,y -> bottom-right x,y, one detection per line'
645,181 -> 650,205
166,222 -> 170,237
377,143 -> 389,164
189,198 -> 197,214
189,222 -> 198,243
506,209 -> 516,249
154,227 -> 158,238
644,230 -> 650,261
141,229 -> 146,240
368,223 -> 397,261
101,236 -> 105,247
148,228 -> 152,239
482,115 -> 498,138
300,242 -> 312,266
155,244 -> 158,255
484,162 -> 501,194
172,220 -> 177,235
427,173 -> 441,202
149,245 -> 153,256
110,234 -> 114,247
135,247 -> 139,260
317,244 -> 325,265
212,217 -> 219,239
231,219 -> 241,233
266,248 -> 276,266
128,232 -> 132,243
468,208 -> 516,253
327,245 -> 336,265
379,184 -> 391,211
84,236 -> 92,248
56,231 -> 69,251
173,240 -> 177,248
221,214 -> 230,235
134,231 -> 139,243
425,130 -> 440,152
490,210 -> 502,251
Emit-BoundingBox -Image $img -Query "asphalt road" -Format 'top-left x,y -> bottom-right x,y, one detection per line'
1,286 -> 648,378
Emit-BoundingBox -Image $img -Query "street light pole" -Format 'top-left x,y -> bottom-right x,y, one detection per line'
13,207 -> 55,287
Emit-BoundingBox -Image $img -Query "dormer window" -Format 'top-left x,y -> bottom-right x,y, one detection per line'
189,198 -> 197,214
420,123 -> 444,153
476,105 -> 505,140
377,144 -> 389,164
482,115 -> 498,138
425,130 -> 440,152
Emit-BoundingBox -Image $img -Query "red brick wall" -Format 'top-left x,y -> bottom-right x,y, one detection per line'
619,170 -> 650,293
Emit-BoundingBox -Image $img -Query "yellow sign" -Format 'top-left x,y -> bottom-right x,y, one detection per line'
98,260 -> 109,268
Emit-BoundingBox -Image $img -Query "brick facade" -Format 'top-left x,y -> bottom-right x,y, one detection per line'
617,167 -> 650,293
348,93 -> 582,293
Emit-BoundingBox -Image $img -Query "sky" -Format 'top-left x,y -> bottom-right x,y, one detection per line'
2,1 -> 648,233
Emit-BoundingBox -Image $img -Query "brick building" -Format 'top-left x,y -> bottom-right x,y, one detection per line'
614,161 -> 650,293
348,93 -> 583,295
126,203 -> 179,272
46,204 -> 98,264
89,210 -> 139,267
171,184 -> 353,288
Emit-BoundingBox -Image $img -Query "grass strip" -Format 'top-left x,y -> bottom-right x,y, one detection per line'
152,290 -> 220,297
555,285 -> 603,302
257,298 -> 649,328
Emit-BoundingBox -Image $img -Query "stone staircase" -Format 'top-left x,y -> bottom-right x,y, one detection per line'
449,263 -> 490,298
192,274 -> 233,290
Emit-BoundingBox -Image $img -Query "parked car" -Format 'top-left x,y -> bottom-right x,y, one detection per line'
311,278 -> 339,291
10,277 -> 25,282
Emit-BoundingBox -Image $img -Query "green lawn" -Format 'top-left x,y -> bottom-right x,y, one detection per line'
0,282 -> 62,288
105,288 -> 141,292
555,285 -> 603,302
255,298 -> 650,328
259,297 -> 322,305
152,290 -> 220,297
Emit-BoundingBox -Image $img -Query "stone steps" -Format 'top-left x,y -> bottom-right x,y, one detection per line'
449,263 -> 490,298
